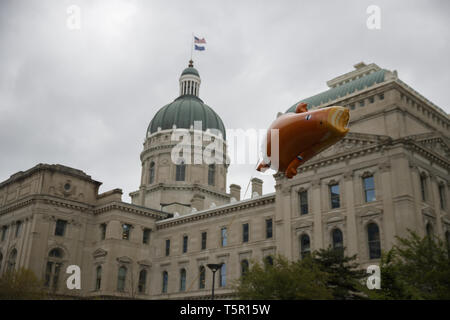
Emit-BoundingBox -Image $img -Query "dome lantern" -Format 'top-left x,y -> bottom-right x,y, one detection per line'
179,60 -> 201,97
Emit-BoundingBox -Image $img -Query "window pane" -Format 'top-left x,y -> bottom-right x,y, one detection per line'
201,232 -> 207,250
180,269 -> 186,292
199,266 -> 206,289
122,224 -> 131,240
143,229 -> 151,244
266,219 -> 273,238
300,234 -> 310,259
162,272 -> 168,293
330,184 -> 340,209
332,229 -> 343,249
55,220 -> 67,237
138,270 -> 147,293
165,239 -> 170,256
183,235 -> 188,253
221,228 -> 227,247
220,264 -> 226,287
242,224 -> 249,243
300,191 -> 308,214
367,223 -> 381,259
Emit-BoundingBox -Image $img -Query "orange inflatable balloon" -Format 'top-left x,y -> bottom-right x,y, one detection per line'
257,103 -> 350,178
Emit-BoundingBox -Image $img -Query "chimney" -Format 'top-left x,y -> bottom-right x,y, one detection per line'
191,194 -> 205,211
229,184 -> 241,202
251,178 -> 263,197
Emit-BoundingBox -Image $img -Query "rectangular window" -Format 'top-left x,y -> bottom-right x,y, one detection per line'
379,93 -> 384,100
201,232 -> 207,250
420,176 -> 427,201
182,235 -> 188,253
143,228 -> 151,244
350,104 -> 355,110
219,263 -> 226,287
359,100 -> 365,107
221,227 -> 227,247
165,239 -> 170,256
299,190 -> 308,215
100,223 -> 107,240
54,220 -> 66,237
122,224 -> 131,240
363,176 -> 376,202
242,223 -> 249,243
369,96 -> 374,103
266,219 -> 273,239
15,221 -> 22,238
439,185 -> 446,210
330,184 -> 340,209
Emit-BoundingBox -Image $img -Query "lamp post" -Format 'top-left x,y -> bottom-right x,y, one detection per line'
207,263 -> 223,300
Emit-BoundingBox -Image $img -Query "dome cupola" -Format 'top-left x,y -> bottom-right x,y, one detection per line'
147,60 -> 226,139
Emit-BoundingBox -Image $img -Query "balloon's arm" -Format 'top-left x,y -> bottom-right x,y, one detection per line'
256,160 -> 270,172
285,154 -> 304,178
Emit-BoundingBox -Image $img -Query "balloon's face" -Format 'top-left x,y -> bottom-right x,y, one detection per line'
325,106 -> 349,136
256,105 -> 350,177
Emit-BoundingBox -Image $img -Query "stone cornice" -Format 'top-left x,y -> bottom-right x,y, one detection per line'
0,194 -> 91,216
156,194 -> 276,229
0,194 -> 168,221
93,201 -> 168,220
143,183 -> 230,200
401,138 -> 450,170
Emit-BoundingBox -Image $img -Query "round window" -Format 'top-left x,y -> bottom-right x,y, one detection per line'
64,183 -> 71,191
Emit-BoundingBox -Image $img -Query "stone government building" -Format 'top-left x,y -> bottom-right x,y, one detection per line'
0,61 -> 449,299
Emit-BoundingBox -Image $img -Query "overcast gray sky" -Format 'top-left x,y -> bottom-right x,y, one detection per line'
0,0 -> 449,201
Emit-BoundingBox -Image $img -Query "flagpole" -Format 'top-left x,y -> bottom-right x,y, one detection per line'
190,32 -> 194,61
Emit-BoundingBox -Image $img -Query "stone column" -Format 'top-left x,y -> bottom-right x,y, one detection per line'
430,175 -> 444,237
343,170 -> 358,256
311,178 -> 323,250
378,160 -> 397,249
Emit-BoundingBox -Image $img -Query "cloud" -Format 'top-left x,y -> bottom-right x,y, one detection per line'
0,0 -> 448,202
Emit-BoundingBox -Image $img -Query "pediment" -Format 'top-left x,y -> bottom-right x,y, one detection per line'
312,132 -> 391,160
411,133 -> 450,159
93,248 -> 108,258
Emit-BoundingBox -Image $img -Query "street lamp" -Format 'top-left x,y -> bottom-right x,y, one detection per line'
207,263 -> 223,300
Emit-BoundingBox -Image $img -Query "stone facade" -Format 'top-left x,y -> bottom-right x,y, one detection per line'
0,62 -> 449,299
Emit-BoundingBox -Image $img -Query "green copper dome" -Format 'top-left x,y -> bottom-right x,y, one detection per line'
181,67 -> 200,76
286,69 -> 386,112
147,95 -> 226,139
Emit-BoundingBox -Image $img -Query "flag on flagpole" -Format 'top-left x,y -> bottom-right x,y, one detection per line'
194,35 -> 206,51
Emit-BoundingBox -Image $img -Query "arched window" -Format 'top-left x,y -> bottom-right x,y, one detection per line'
45,248 -> 64,288
149,161 -> 155,184
426,223 -> 434,238
176,161 -> 185,181
162,271 -> 168,293
219,263 -> 226,287
208,164 -> 215,186
332,228 -> 344,251
138,269 -> 147,294
199,266 -> 206,289
95,266 -> 102,291
179,268 -> 186,292
241,260 -> 249,276
300,234 -> 310,259
367,223 -> 381,259
117,266 -> 127,292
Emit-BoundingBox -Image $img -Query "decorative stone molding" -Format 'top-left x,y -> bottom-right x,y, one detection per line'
93,248 -> 108,259
116,256 -> 132,264
378,161 -> 391,172
422,206 -> 436,218
343,171 -> 354,181
138,260 -> 152,268
356,206 -> 383,218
